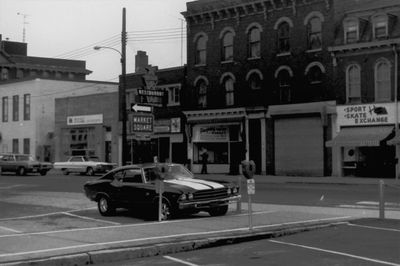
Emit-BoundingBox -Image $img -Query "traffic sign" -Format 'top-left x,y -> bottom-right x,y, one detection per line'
131,103 -> 152,113
128,113 -> 154,133
247,179 -> 255,195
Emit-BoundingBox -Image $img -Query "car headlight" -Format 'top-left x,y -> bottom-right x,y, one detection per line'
188,193 -> 194,200
232,187 -> 238,194
227,188 -> 232,195
179,194 -> 187,201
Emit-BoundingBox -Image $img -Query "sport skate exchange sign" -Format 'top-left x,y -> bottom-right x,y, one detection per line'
337,103 -> 396,126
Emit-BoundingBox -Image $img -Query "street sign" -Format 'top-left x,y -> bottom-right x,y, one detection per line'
138,89 -> 165,107
128,113 -> 154,133
131,103 -> 152,113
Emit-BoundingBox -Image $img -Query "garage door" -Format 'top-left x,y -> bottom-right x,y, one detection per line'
275,116 -> 323,176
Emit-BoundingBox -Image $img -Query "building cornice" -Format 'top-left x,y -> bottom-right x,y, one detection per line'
328,38 -> 400,53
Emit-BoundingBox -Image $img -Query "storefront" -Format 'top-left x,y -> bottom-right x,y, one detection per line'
268,101 -> 335,177
184,108 -> 246,174
327,103 -> 396,178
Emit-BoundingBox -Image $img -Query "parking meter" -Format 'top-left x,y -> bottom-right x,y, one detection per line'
241,160 -> 256,179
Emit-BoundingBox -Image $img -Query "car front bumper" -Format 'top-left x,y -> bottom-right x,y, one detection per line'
178,195 -> 241,210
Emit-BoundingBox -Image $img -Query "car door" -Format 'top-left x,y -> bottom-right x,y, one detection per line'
119,168 -> 150,209
0,155 -> 14,172
69,156 -> 85,173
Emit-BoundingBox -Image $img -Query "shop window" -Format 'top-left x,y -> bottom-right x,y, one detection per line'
307,16 -> 322,50
221,30 -> 234,62
247,26 -> 261,59
23,94 -> 30,121
12,95 -> 19,121
375,59 -> 391,102
2,96 -> 8,122
1,68 -> 9,80
195,34 -> 207,65
12,138 -> 19,153
277,22 -> 290,53
194,143 -> 228,164
346,64 -> 361,103
16,69 -> 24,79
23,138 -> 30,155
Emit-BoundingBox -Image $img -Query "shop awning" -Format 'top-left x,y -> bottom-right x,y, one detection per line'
326,126 -> 394,147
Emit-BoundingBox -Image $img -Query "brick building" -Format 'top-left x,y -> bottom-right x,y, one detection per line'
327,0 -> 400,178
182,0 -> 336,175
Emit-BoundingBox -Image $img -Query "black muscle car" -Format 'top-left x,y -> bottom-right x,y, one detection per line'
83,163 -> 240,220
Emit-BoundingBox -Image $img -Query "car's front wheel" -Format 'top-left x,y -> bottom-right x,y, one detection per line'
208,205 -> 229,216
97,195 -> 115,216
62,169 -> 69,175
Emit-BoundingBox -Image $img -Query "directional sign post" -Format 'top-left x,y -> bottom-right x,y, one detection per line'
131,103 -> 152,113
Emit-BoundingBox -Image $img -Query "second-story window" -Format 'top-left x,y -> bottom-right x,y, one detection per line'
195,35 -> 207,65
346,64 -> 361,103
248,27 -> 261,59
196,79 -> 207,107
167,85 -> 180,106
222,31 -> 234,62
13,95 -> 19,121
375,59 -> 391,102
277,69 -> 292,103
277,22 -> 290,53
2,96 -> 8,122
223,77 -> 235,106
24,94 -> 31,120
307,17 -> 322,50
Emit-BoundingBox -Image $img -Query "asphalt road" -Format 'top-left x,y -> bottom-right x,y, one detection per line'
97,219 -> 400,266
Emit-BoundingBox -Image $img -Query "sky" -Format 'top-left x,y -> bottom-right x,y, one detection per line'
0,0 -> 191,82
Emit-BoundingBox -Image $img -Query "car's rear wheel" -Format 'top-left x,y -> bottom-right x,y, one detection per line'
97,195 -> 115,216
17,167 -> 26,176
86,167 -> 94,176
208,205 -> 228,216
62,169 -> 69,175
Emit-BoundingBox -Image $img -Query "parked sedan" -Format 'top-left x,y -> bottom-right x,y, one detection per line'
0,153 -> 53,176
54,156 -> 116,176
84,163 -> 241,220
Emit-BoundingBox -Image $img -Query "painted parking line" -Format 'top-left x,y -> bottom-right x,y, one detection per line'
164,255 -> 199,266
349,223 -> 400,233
0,207 -> 97,221
62,212 -> 120,225
0,225 -> 21,234
269,239 -> 400,266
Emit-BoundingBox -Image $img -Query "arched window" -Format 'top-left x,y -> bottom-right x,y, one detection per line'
307,17 -> 322,50
248,27 -> 261,59
276,69 -> 292,103
196,79 -> 208,107
375,59 -> 391,102
346,64 -> 361,103
223,77 -> 235,106
277,22 -> 290,53
195,35 -> 207,65
222,31 -> 234,62
247,72 -> 262,90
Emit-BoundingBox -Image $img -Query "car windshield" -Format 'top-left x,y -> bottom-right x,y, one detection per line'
16,155 -> 35,161
144,164 -> 193,182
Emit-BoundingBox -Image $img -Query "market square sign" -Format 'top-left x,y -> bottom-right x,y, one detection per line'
337,103 -> 397,126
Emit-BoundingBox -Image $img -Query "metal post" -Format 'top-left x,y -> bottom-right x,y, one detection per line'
379,179 -> 385,219
393,44 -> 399,181
236,175 -> 242,213
121,8 -> 128,166
248,194 -> 253,230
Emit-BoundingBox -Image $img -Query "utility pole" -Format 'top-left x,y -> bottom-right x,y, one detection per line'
17,12 -> 29,43
121,8 -> 128,166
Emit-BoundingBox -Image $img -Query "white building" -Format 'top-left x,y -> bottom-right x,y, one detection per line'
0,78 -> 118,161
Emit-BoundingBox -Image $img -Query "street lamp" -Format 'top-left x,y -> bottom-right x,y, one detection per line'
93,44 -> 128,166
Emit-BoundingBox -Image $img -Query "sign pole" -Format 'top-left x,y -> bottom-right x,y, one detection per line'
248,192 -> 253,230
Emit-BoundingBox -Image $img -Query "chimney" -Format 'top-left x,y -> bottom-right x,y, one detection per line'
135,50 -> 149,74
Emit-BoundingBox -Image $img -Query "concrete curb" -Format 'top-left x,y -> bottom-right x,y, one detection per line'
2,217 -> 354,266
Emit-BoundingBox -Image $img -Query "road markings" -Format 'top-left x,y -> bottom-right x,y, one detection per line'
164,255 -> 199,266
0,225 -> 21,233
0,208 -> 97,221
62,212 -> 120,225
269,239 -> 400,266
0,215 -> 352,259
349,223 -> 400,233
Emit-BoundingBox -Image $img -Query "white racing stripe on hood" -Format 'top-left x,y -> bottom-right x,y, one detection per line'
188,179 -> 224,189
165,179 -> 210,190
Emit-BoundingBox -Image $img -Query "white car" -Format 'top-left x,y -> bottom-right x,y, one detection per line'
54,156 -> 116,176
